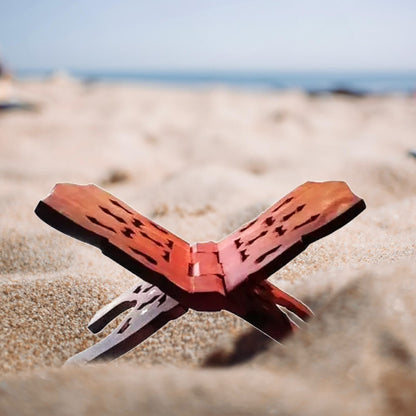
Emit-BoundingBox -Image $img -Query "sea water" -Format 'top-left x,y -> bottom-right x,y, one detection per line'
17,69 -> 416,94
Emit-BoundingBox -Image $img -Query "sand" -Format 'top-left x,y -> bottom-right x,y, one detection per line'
0,76 -> 416,415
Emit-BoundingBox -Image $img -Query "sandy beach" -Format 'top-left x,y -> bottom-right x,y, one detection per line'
1,77 -> 416,415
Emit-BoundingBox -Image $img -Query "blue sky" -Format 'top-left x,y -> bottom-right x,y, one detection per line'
0,0 -> 415,71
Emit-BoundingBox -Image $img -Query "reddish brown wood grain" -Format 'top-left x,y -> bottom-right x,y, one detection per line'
219,181 -> 365,291
35,180 -> 365,361
37,181 -> 364,299
38,183 -> 194,292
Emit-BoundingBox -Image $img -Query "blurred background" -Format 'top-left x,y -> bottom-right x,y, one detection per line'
1,0 -> 415,199
1,0 -> 416,92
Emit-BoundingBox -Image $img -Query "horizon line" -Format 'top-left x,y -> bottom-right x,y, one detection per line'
14,67 -> 416,74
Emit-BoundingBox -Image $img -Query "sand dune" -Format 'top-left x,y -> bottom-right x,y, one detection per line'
0,78 -> 415,415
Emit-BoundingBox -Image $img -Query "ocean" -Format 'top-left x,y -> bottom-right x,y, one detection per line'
17,70 -> 416,94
